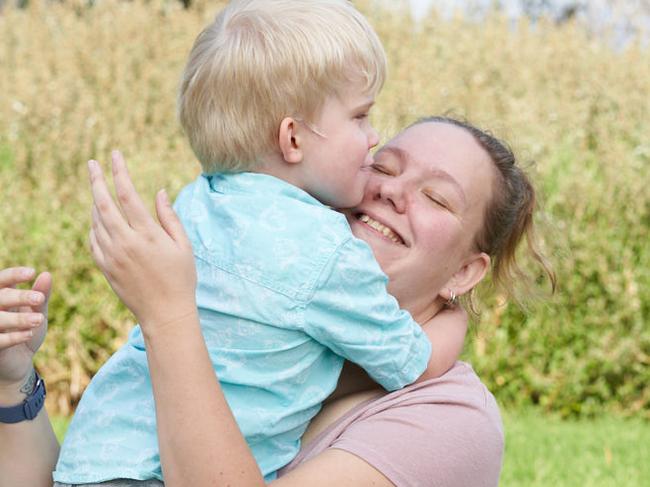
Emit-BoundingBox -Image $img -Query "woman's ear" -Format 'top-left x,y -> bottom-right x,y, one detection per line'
442,252 -> 490,301
278,117 -> 304,164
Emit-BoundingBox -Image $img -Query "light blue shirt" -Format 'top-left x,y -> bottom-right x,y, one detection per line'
54,172 -> 431,484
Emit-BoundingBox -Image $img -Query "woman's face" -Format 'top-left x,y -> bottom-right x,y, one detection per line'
347,122 -> 495,321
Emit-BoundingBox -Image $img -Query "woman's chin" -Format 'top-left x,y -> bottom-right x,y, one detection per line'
349,216 -> 406,261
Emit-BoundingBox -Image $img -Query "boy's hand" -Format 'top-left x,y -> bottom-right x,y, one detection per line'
88,151 -> 197,336
0,267 -> 50,396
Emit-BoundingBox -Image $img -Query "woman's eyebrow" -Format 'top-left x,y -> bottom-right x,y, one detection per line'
377,145 -> 467,205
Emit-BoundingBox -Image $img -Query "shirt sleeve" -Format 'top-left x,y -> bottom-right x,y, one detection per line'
302,237 -> 431,391
329,384 -> 504,487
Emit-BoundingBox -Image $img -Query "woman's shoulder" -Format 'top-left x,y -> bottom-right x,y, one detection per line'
281,362 -> 504,487
404,360 -> 501,410
342,361 -> 503,446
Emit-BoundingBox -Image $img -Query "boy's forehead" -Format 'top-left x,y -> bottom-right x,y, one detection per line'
336,86 -> 376,108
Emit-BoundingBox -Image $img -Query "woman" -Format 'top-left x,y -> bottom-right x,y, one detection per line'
0,117 -> 553,486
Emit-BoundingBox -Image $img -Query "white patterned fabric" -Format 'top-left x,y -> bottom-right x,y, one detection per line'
54,173 -> 431,484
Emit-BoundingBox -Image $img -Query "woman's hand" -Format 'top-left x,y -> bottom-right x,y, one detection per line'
88,151 -> 197,336
0,267 -> 51,394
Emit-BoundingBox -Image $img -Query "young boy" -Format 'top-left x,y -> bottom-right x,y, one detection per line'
54,1 -> 467,484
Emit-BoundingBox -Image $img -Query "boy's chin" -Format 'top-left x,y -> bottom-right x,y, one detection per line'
333,196 -> 363,212
341,209 -> 356,223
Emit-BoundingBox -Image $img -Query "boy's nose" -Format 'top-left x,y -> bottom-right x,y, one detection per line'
367,126 -> 380,149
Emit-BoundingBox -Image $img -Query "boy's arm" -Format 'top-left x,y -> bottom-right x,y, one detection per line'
416,306 -> 468,382
304,238 -> 433,391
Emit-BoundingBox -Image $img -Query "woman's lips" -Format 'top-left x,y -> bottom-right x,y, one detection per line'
355,213 -> 406,245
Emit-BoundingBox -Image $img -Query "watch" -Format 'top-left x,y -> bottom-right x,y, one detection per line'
0,371 -> 46,424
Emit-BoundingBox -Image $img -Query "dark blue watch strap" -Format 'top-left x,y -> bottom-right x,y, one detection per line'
0,372 -> 46,424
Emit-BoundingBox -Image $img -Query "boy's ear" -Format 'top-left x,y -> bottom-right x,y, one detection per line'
441,252 -> 490,301
278,117 -> 304,164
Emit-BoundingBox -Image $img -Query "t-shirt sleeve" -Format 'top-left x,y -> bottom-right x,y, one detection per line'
329,390 -> 504,487
302,237 -> 431,391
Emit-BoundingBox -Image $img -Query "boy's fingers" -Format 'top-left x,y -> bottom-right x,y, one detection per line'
88,159 -> 129,237
156,189 -> 189,245
0,267 -> 35,289
0,330 -> 34,350
111,151 -> 154,230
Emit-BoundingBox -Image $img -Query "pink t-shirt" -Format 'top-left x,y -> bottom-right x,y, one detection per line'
279,361 -> 504,486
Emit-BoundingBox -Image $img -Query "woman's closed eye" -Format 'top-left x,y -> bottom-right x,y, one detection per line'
423,191 -> 451,210
371,163 -> 395,175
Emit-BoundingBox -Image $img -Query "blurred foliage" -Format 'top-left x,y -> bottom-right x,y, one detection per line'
0,0 -> 648,417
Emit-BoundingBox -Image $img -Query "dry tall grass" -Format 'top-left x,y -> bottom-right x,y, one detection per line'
1,0 -> 648,416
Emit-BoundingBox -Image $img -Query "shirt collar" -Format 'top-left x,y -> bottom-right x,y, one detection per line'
202,172 -> 327,208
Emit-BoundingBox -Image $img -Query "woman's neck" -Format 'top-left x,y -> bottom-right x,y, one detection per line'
407,297 -> 445,326
387,280 -> 445,326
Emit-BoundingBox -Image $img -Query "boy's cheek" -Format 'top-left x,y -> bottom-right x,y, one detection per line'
346,179 -> 369,209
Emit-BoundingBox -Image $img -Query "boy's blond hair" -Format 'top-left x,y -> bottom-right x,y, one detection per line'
178,0 -> 387,173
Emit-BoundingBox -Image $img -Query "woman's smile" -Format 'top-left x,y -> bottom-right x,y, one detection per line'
353,213 -> 407,246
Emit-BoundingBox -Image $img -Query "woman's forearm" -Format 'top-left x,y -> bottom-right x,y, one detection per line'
141,311 -> 266,487
86,155 -> 266,485
0,375 -> 59,487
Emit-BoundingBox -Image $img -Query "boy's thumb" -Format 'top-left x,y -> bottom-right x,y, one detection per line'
155,189 -> 188,244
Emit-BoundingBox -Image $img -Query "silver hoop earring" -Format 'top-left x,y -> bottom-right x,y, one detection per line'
446,290 -> 457,307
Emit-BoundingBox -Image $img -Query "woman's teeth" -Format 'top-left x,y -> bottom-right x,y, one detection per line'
358,214 -> 403,244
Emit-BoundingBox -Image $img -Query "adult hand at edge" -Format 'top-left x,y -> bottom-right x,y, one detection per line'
0,267 -> 51,390
88,151 -> 197,336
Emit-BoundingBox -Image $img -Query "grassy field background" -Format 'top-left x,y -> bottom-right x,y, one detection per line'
1,3 -> 649,485
503,410 -> 650,486
2,0 -> 648,484
500,410 -> 650,486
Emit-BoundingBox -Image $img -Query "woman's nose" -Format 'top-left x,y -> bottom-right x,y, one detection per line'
375,177 -> 406,213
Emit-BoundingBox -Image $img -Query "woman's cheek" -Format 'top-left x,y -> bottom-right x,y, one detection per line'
416,213 -> 460,257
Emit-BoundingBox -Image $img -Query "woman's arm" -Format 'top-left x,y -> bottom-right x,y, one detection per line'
89,153 -> 395,487
88,154 -> 264,486
0,268 -> 58,487
142,306 -> 393,487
